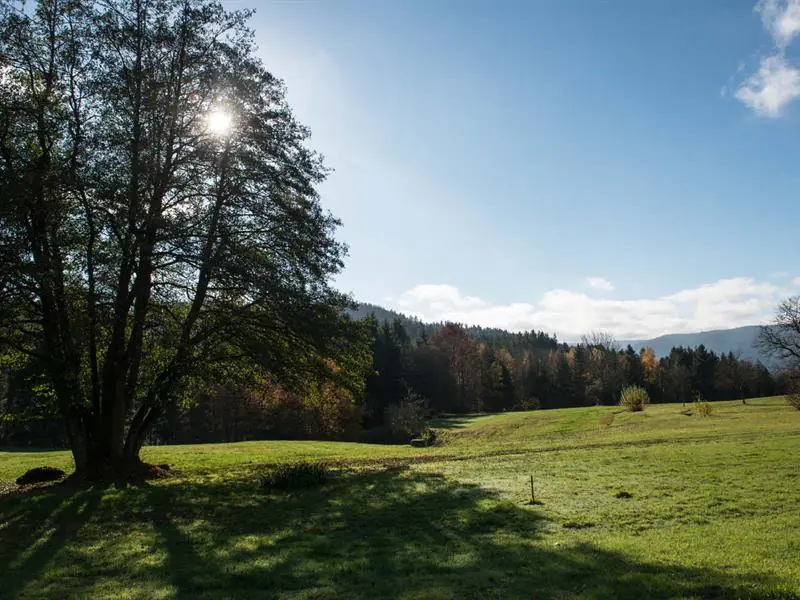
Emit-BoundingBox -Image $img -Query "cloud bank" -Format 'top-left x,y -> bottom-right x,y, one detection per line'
390,277 -> 796,341
737,0 -> 800,116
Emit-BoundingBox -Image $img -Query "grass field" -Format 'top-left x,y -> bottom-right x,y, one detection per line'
1,397 -> 799,599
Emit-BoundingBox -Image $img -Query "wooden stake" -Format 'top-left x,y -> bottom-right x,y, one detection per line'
530,474 -> 535,503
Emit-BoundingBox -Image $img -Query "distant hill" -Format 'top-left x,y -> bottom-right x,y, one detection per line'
349,303 -> 418,326
349,303 -> 430,339
352,303 -> 772,363
623,325 -> 767,362
350,303 -> 562,353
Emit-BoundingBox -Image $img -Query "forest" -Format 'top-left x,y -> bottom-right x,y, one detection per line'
1,310 -> 782,448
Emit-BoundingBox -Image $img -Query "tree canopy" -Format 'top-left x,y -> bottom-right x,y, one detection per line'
0,0 -> 364,475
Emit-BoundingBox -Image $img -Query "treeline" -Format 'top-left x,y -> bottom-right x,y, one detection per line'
360,319 -> 779,422
0,316 -> 784,448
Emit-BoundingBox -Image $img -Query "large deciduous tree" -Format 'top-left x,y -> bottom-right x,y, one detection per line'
759,297 -> 800,406
0,0 -> 363,476
758,297 -> 800,369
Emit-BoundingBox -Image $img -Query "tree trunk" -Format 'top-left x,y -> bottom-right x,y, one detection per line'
66,415 -> 89,474
66,397 -> 162,481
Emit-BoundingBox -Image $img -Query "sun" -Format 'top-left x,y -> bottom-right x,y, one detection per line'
207,110 -> 232,136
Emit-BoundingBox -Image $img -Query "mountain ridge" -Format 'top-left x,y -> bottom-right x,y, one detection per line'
621,325 -> 765,362
352,303 -> 769,362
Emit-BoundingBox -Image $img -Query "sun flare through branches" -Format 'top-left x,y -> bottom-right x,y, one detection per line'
207,109 -> 233,136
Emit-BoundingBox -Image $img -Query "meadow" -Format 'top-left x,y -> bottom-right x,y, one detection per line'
1,397 -> 799,599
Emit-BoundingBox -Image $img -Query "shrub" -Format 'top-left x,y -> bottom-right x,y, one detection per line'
385,391 -> 428,441
261,462 -> 328,490
694,394 -> 713,417
413,427 -> 437,447
423,427 -> 437,444
619,385 -> 649,412
788,393 -> 800,411
695,401 -> 713,416
515,397 -> 541,411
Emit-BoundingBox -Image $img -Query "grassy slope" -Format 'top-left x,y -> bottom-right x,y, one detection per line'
1,397 -> 799,599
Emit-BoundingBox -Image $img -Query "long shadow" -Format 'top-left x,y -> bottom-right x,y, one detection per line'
1,470 -> 798,599
429,414 -> 489,429
140,469 -> 798,600
0,485 -> 103,599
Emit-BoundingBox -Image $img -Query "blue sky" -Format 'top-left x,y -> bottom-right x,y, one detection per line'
235,0 -> 800,340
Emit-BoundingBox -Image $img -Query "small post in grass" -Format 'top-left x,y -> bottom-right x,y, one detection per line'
530,474 -> 535,504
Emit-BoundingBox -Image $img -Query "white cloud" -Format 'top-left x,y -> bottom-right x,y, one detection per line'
396,284 -> 487,312
758,0 -> 800,47
737,1 -> 800,116
663,277 -> 781,303
390,277 -> 790,341
585,277 -> 615,291
736,55 -> 800,117
792,276 -> 800,286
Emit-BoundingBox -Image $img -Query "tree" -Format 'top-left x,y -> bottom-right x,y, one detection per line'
481,346 -> 515,412
546,350 -> 573,408
385,391 -> 427,441
580,331 -> 620,353
574,334 -> 624,406
429,323 -> 482,412
0,0 -> 363,477
514,351 -> 545,410
640,347 -> 659,388
363,319 -> 407,426
662,350 -> 691,404
758,297 -> 800,369
689,345 -> 718,400
623,345 -> 644,388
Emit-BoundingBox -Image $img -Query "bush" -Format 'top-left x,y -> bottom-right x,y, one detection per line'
619,385 -> 649,412
694,393 -> 713,416
412,427 -> 437,447
261,462 -> 328,490
515,397 -> 540,411
385,391 -> 428,441
695,401 -> 713,416
788,394 -> 800,411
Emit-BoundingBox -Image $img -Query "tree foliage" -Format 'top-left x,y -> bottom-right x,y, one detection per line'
0,0 -> 363,473
759,297 -> 800,369
1,312 -> 785,448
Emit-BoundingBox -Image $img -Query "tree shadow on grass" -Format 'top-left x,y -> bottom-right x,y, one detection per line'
1,469 -> 798,599
0,485 -> 103,599
429,415 -> 488,430
140,469 -> 798,600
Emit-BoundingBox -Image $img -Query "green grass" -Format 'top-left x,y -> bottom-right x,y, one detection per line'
1,397 -> 799,599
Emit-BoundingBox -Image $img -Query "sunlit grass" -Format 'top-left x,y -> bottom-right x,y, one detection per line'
1,396 -> 799,599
